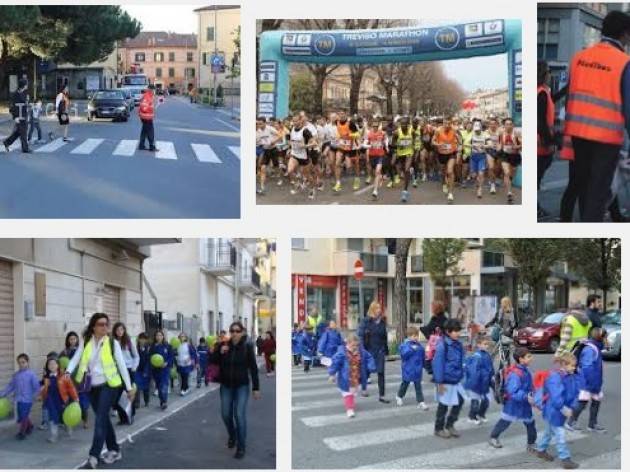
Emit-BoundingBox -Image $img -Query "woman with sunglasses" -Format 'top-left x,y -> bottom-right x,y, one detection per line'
65,313 -> 133,469
212,321 -> 261,459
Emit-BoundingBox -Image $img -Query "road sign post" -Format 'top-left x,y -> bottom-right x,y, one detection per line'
354,260 -> 364,318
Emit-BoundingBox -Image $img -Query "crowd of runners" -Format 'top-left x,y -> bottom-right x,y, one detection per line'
256,112 -> 522,204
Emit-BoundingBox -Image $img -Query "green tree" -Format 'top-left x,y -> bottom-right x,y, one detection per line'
422,239 -> 467,310
566,238 -> 621,309
502,239 -> 569,315
393,239 -> 412,342
290,72 -> 318,115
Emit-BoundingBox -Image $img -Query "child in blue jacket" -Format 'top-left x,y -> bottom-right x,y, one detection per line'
0,353 -> 40,440
196,337 -> 210,388
300,327 -> 316,373
134,333 -> 152,408
396,326 -> 428,410
535,351 -> 580,469
317,320 -> 344,361
150,330 -> 173,410
566,326 -> 606,433
464,335 -> 494,424
432,319 -> 466,438
489,347 -> 537,450
328,333 -> 376,418
292,324 -> 302,366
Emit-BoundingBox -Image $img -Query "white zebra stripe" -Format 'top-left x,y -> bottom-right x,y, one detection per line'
228,146 -> 240,159
155,141 -> 177,160
34,137 -> 67,153
191,143 -> 222,163
70,138 -> 104,155
113,140 -> 137,156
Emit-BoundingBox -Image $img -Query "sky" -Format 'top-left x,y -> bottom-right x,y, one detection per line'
122,5 -> 200,34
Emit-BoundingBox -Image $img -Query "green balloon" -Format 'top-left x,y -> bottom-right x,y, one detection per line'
58,356 -> 70,371
170,337 -> 181,349
0,397 -> 11,419
170,367 -> 178,380
270,354 -> 276,363
62,402 -> 81,427
206,335 -> 216,346
151,353 -> 165,368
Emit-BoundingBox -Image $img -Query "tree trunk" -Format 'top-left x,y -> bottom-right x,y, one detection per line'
394,239 -> 412,343
396,85 -> 405,115
312,69 -> 326,116
384,85 -> 393,116
349,66 -> 365,115
601,238 -> 608,311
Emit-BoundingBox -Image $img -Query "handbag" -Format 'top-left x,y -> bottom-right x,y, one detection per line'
205,363 -> 220,383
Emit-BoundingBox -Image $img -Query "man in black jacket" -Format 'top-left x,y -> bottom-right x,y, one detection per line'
3,78 -> 31,154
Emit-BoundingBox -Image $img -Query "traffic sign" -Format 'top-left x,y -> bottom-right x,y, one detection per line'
354,259 -> 364,280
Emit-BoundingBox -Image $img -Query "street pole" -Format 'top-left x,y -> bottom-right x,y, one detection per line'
212,9 -> 218,106
33,57 -> 37,101
358,279 -> 364,319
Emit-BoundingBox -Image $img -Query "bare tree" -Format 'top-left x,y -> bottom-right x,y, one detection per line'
394,239 -> 413,343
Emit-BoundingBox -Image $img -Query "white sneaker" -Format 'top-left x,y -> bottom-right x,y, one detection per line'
442,184 -> 448,194
82,456 -> 98,469
447,193 -> 454,204
395,396 -> 403,407
418,402 -> 429,411
102,450 -> 122,465
479,416 -> 488,423
346,409 -> 355,418
467,417 -> 481,426
490,183 -> 496,194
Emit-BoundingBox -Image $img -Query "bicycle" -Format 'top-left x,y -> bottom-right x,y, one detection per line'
488,325 -> 515,403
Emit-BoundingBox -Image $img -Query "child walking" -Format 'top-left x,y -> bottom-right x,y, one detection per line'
300,326 -> 316,373
566,326 -> 606,433
176,333 -> 197,396
464,335 -> 494,424
150,330 -> 173,410
261,331 -> 276,377
328,333 -> 376,418
317,320 -> 343,365
134,333 -> 152,408
432,319 -> 466,438
60,332 -> 89,429
40,357 -> 78,442
0,354 -> 40,439
28,99 -> 43,143
535,351 -> 580,469
292,323 -> 302,366
196,337 -> 210,388
489,347 -> 537,451
396,326 -> 428,410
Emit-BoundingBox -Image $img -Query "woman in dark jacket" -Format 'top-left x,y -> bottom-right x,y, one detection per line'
420,301 -> 448,340
358,300 -> 389,403
212,321 -> 260,459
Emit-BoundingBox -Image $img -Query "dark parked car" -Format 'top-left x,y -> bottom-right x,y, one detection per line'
87,90 -> 129,122
514,311 -> 565,353
602,310 -> 621,360
121,88 -> 135,111
167,87 -> 178,95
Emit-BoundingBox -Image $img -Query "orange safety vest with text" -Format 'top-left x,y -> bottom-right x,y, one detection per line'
537,84 -> 555,155
138,93 -> 155,121
564,42 -> 629,145
337,122 -> 352,151
435,127 -> 458,155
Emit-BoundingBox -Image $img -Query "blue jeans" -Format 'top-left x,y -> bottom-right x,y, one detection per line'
491,417 -> 537,445
88,385 -> 121,458
537,421 -> 571,460
153,371 -> 169,405
220,385 -> 249,450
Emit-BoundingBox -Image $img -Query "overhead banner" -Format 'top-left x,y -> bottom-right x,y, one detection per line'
281,20 -> 505,58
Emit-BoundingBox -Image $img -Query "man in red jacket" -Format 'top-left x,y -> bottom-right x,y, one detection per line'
138,84 -> 158,151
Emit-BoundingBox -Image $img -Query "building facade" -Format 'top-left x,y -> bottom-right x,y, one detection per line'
142,238 -> 267,342
195,5 -> 240,93
0,238 -> 178,389
291,239 -> 619,335
118,32 -> 198,93
461,88 -> 509,120
255,239 -> 277,335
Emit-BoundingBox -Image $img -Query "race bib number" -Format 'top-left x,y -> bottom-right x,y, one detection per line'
399,139 -> 411,147
441,143 -> 453,153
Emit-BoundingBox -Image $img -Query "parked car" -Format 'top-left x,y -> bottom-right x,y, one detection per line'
87,90 -> 129,122
167,87 -> 178,95
121,88 -> 135,110
601,310 -> 621,360
514,311 -> 565,353
121,86 -> 145,105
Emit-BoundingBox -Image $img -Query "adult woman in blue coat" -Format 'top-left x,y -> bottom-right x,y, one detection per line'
328,333 -> 376,418
318,320 -> 344,360
357,301 -> 389,403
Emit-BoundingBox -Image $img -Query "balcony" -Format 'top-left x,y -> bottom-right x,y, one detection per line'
360,252 -> 389,273
204,241 -> 236,275
239,265 -> 261,293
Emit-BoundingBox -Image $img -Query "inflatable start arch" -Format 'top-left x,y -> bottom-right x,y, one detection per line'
258,20 -> 522,125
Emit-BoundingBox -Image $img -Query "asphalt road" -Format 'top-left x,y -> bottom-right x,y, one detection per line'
104,372 -> 276,469
257,174 -> 521,205
0,96 -> 240,218
292,354 -> 620,469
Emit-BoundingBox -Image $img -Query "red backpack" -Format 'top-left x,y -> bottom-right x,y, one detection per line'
497,364 -> 524,403
533,370 -> 552,410
425,328 -> 443,361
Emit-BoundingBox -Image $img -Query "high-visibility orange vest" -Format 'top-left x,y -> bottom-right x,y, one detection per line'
435,127 -> 458,155
538,84 -> 555,155
559,135 -> 575,161
565,42 -> 629,145
138,92 -> 155,121
337,122 -> 352,151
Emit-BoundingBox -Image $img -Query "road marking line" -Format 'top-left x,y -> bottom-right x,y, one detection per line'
354,184 -> 375,195
324,411 -> 503,452
113,139 -> 137,156
70,138 -> 104,155
578,449 -> 621,469
357,430 -> 589,468
228,146 -> 240,159
293,398 -> 349,412
293,381 -> 402,398
214,117 -> 240,131
301,402 -> 435,427
165,127 -> 239,139
191,143 -> 222,163
155,141 -> 177,160
34,137 -> 67,153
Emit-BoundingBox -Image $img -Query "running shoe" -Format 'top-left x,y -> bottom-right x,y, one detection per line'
353,177 -> 360,190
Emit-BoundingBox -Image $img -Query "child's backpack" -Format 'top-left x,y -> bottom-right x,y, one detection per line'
532,369 -> 552,410
424,329 -> 443,374
494,364 -> 523,404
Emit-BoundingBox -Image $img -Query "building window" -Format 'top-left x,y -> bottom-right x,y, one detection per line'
169,52 -> 175,62
410,255 -> 424,272
35,272 -> 46,317
538,18 -> 560,60
155,67 -> 162,78
207,27 -> 215,41
307,287 -> 336,322
135,52 -> 145,62
483,251 -> 505,268
187,52 -> 194,62
408,278 -> 424,324
154,52 -> 164,62
168,67 -> 175,78
347,238 -> 363,252
186,67 -> 195,78
292,238 -> 306,250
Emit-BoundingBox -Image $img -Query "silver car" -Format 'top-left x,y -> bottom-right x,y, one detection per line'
601,310 -> 621,360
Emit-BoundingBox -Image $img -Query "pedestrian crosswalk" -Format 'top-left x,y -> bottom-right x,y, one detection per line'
1,137 -> 240,163
292,364 -> 621,469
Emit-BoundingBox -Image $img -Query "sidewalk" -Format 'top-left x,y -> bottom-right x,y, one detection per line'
0,383 -> 219,469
